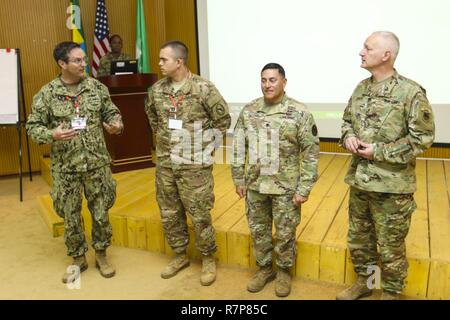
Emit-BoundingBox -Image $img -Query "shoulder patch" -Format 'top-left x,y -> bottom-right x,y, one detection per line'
312,124 -> 318,136
421,109 -> 431,122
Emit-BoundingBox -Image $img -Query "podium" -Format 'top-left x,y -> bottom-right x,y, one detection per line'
98,73 -> 157,173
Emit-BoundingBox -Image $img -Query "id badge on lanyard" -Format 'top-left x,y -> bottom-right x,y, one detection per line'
168,95 -> 184,130
68,96 -> 87,130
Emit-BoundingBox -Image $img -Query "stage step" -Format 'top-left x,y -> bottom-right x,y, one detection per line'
37,195 -> 64,237
37,155 -> 450,299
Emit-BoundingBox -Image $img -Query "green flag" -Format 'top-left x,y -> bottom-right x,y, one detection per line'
136,0 -> 150,73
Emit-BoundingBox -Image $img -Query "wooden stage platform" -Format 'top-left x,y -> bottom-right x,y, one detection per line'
38,154 -> 450,299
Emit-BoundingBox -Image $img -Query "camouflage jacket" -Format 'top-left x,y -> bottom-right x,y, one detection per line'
145,73 -> 231,169
26,76 -> 123,173
231,95 -> 320,196
97,52 -> 132,77
340,71 -> 435,193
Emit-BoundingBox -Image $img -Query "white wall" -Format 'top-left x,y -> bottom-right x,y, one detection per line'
198,0 -> 450,142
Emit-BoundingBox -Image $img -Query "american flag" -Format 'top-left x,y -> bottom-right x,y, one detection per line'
92,0 -> 110,77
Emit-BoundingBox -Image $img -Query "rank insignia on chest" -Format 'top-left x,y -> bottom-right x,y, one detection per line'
286,106 -> 295,118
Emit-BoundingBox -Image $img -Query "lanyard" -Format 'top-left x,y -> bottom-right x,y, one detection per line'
168,95 -> 185,119
67,95 -> 81,116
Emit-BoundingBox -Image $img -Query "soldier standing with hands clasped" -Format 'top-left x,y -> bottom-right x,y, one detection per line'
337,31 -> 435,300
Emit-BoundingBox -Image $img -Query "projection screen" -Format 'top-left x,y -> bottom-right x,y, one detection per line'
197,0 -> 450,143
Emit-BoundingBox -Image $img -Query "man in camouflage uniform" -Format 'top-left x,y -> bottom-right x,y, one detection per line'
26,41 -> 123,283
337,31 -> 435,300
145,41 -> 231,286
97,34 -> 132,77
231,63 -> 320,297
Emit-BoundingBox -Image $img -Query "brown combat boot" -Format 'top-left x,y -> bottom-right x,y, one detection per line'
247,266 -> 276,293
380,291 -> 400,300
161,253 -> 190,279
200,255 -> 216,286
95,250 -> 116,278
275,268 -> 292,297
336,275 -> 373,300
62,255 -> 88,284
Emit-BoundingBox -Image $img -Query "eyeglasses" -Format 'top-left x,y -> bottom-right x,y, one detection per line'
68,56 -> 89,65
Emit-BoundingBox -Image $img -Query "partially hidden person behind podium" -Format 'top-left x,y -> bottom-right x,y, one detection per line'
145,40 -> 231,286
26,41 -> 124,284
97,34 -> 132,77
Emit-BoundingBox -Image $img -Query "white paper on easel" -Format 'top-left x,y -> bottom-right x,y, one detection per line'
0,49 -> 19,124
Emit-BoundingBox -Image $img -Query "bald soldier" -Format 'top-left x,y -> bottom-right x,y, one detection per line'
231,63 -> 319,297
337,31 -> 435,300
145,40 -> 231,286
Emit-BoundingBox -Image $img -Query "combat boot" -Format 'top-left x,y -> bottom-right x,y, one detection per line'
62,255 -> 88,284
161,253 -> 190,279
95,249 -> 116,278
380,291 -> 400,300
200,255 -> 216,286
275,268 -> 291,297
336,275 -> 373,300
247,266 -> 276,293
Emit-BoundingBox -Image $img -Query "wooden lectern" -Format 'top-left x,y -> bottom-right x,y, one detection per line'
98,73 -> 158,173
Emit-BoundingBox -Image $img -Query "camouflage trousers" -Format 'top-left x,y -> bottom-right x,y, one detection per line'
348,187 -> 416,293
51,166 -> 116,257
246,189 -> 301,269
156,165 -> 216,256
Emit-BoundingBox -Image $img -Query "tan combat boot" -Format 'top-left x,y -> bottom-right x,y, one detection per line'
200,255 -> 216,286
275,268 -> 292,297
62,255 -> 88,283
380,291 -> 400,300
161,253 -> 190,279
247,266 -> 276,293
336,275 -> 373,300
95,250 -> 116,278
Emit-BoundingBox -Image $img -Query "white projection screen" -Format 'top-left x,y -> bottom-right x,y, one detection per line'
197,0 -> 450,143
